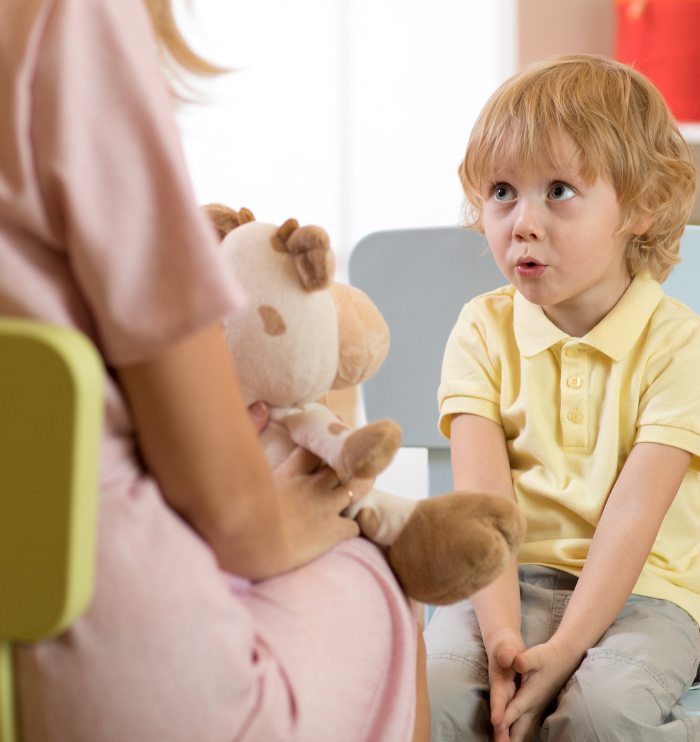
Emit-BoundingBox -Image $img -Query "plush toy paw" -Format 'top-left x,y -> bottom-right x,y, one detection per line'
355,507 -> 382,540
387,492 -> 526,605
341,419 -> 402,479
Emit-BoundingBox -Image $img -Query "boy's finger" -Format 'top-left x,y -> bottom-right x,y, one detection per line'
496,647 -> 516,668
491,679 -> 515,729
509,712 -> 536,742
502,687 -> 538,730
512,650 -> 535,674
502,692 -> 526,729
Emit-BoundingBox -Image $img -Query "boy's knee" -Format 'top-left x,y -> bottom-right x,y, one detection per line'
427,654 -> 490,741
544,676 -> 619,741
545,655 -> 668,741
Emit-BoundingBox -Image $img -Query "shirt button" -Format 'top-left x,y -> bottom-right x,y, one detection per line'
567,409 -> 584,424
564,347 -> 580,359
567,376 -> 583,389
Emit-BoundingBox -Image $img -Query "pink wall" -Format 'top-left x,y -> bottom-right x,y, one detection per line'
516,0 -> 615,69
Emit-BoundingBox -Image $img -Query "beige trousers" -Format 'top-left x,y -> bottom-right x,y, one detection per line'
426,565 -> 700,741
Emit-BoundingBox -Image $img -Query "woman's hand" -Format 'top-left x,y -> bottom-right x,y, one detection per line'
270,447 -> 370,572
247,400 -> 375,574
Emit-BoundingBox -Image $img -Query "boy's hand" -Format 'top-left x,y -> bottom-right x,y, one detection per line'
502,638 -> 583,741
485,628 -> 526,742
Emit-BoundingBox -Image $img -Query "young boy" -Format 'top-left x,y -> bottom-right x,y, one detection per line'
425,54 -> 700,741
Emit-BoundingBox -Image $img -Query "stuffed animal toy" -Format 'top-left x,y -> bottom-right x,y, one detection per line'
206,204 -> 525,605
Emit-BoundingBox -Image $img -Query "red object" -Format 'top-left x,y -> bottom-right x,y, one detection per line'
614,0 -> 700,121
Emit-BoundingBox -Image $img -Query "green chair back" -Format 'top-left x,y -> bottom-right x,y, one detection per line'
0,319 -> 103,742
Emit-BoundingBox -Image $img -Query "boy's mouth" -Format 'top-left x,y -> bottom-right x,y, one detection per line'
515,257 -> 546,277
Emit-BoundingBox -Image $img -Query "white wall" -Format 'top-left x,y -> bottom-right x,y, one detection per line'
340,1 -> 512,255
176,0 -> 511,277
176,1 -> 344,243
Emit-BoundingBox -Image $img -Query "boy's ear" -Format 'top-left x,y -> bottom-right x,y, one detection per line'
625,197 -> 655,237
630,210 -> 654,236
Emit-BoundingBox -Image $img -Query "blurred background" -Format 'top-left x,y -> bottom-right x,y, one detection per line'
175,0 -> 700,500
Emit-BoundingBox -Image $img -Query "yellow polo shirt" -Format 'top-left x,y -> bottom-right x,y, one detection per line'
439,272 -> 700,624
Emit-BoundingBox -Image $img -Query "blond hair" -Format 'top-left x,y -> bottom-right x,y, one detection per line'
460,54 -> 696,281
143,0 -> 226,92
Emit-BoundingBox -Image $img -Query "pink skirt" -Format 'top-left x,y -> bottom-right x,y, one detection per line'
16,474 -> 416,741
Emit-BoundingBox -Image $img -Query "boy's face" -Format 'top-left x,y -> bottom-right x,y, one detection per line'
481,132 -> 631,337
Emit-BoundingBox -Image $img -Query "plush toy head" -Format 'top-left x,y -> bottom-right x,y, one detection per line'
206,204 -> 390,408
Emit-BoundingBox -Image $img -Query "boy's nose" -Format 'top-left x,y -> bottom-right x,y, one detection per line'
512,201 -> 544,242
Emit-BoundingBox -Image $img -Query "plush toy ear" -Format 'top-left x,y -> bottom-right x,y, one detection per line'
273,222 -> 334,291
203,203 -> 255,240
331,283 -> 390,388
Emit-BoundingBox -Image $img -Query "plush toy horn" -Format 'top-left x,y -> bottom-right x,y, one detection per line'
273,221 -> 334,292
204,204 -> 256,240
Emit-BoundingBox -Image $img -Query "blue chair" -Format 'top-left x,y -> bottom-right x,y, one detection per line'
350,223 -> 700,715
0,319 -> 103,741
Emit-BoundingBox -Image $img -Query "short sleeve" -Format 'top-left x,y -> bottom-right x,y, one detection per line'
438,300 -> 503,438
31,0 -> 244,365
636,316 -> 700,458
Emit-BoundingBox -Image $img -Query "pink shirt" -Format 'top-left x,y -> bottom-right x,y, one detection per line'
0,0 -> 243,486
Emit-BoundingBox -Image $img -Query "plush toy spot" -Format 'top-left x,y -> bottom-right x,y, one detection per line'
328,422 -> 348,435
258,305 -> 286,336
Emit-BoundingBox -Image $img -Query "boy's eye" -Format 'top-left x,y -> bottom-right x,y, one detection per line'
549,182 -> 575,201
492,183 -> 515,202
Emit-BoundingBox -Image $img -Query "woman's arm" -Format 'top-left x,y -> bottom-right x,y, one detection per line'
116,322 -> 359,580
502,441 -> 692,739
449,413 -> 523,739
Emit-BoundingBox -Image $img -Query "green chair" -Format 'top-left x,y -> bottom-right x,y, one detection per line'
0,319 -> 103,742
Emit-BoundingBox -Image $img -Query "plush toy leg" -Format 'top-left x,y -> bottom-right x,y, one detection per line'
341,419 -> 402,479
386,493 -> 526,605
276,405 -> 401,483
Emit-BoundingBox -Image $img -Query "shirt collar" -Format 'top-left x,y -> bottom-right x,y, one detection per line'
513,271 -> 663,360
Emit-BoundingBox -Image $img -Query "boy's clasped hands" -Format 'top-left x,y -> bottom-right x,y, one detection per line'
488,630 -> 583,742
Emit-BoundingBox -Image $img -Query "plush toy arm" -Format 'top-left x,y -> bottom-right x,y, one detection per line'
271,403 -> 401,483
271,403 -> 358,482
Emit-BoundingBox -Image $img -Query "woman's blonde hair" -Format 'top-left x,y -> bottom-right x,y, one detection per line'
460,54 -> 696,281
143,0 -> 226,91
